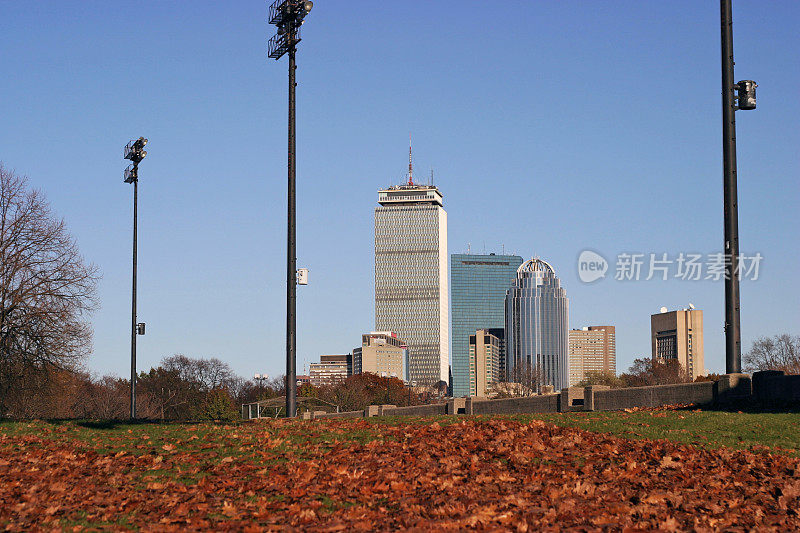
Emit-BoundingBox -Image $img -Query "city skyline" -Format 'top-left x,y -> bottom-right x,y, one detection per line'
0,2 -> 796,382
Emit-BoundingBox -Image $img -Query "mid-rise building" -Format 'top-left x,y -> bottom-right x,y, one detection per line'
651,307 -> 704,381
568,326 -> 616,386
505,258 -> 569,391
309,360 -> 348,387
320,354 -> 352,377
468,329 -> 504,397
352,331 -> 407,380
450,253 -> 523,396
374,153 -> 448,386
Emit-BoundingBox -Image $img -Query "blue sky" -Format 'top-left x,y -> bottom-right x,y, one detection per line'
1,1 -> 797,380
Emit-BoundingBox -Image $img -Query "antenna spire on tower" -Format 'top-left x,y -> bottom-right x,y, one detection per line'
407,134 -> 414,186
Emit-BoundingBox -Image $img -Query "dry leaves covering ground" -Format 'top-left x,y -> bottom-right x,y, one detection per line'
1,416 -> 799,531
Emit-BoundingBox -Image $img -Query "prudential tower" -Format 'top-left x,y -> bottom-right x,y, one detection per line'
374,144 -> 449,386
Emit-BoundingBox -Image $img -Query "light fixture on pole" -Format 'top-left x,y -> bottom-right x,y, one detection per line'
267,0 -> 313,419
720,0 -> 756,375
124,136 -> 148,420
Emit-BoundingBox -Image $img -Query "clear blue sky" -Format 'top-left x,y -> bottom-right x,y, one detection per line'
1,1 -> 798,380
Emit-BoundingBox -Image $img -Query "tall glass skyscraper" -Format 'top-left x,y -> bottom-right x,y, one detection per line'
505,258 -> 569,391
450,254 -> 523,397
375,183 -> 448,386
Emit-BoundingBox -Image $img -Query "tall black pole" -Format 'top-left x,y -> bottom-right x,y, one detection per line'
286,39 -> 297,418
130,163 -> 138,419
721,0 -> 741,374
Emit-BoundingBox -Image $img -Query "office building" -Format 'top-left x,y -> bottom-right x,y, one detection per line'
505,258 -> 569,391
374,154 -> 448,386
468,329 -> 504,397
308,360 -> 348,387
320,354 -> 352,377
651,307 -> 704,381
352,331 -> 407,380
451,253 -> 523,396
568,326 -> 616,386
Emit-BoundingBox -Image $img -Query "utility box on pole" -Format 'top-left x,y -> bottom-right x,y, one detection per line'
297,268 -> 309,285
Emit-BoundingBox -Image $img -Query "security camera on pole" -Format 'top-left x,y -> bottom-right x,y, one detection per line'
267,0 -> 313,418
124,137 -> 148,420
720,0 -> 757,374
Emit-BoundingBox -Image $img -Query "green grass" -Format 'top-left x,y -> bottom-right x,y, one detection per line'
515,410 -> 800,454
2,409 -> 799,459
365,410 -> 800,454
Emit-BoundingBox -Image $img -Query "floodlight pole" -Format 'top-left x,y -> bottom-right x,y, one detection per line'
269,0 -> 312,418
124,137 -> 147,420
721,0 -> 741,374
130,163 -> 138,420
286,41 -> 297,419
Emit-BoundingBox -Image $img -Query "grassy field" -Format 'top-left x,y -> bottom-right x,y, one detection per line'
3,409 -> 799,455
530,409 -> 800,454
1,408 -> 799,530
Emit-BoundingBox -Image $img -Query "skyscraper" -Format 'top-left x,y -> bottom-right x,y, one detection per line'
374,149 -> 448,386
651,307 -> 705,381
469,329 -> 504,397
451,253 -> 523,396
505,258 -> 569,391
568,326 -> 616,386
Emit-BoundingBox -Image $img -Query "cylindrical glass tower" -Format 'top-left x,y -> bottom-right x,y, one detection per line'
505,258 -> 569,391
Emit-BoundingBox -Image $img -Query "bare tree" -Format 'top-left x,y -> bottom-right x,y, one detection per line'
744,334 -> 800,375
137,355 -> 239,420
495,360 -> 547,397
0,165 -> 99,414
162,354 -> 236,391
577,371 -> 625,388
619,357 -> 688,387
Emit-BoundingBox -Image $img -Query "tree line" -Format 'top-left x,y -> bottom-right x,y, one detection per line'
578,334 -> 800,389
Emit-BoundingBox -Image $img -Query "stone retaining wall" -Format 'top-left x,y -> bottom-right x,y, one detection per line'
299,372 -> 799,421
591,381 -> 716,411
469,394 -> 560,415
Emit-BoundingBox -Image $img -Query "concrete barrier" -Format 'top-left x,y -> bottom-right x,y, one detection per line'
447,398 -> 467,415
303,373 -> 800,422
714,373 -> 752,404
753,371 -> 800,404
470,394 -> 559,415
314,410 -> 364,420
592,381 -> 715,411
559,387 -> 585,412
382,403 -> 447,417
584,385 -> 610,411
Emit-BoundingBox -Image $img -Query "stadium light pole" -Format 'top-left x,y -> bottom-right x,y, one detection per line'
267,0 -> 313,418
720,0 -> 757,374
124,137 -> 148,420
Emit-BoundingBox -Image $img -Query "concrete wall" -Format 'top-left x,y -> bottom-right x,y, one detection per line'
314,410 -> 364,420
382,403 -> 447,417
301,373 -> 798,422
592,381 -> 715,411
753,371 -> 800,403
470,394 -> 559,415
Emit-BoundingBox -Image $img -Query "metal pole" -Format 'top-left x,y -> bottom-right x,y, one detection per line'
130,164 -> 138,419
286,37 -> 297,418
720,0 -> 741,374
